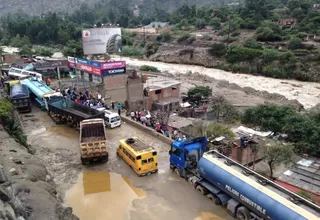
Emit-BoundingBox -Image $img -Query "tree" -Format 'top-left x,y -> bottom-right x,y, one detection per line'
187,86 -> 212,98
241,104 -> 295,133
34,48 -> 54,57
62,40 -> 83,57
207,43 -> 227,57
288,37 -> 302,50
243,38 -> 262,49
263,143 -> 294,178
210,95 -> 240,123
18,46 -> 33,57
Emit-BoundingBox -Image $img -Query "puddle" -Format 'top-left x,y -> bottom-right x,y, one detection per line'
46,126 -> 78,138
64,171 -> 146,220
194,211 -> 225,220
29,127 -> 46,136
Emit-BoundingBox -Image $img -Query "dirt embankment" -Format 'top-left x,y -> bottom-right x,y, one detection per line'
149,44 -> 221,67
0,124 -> 78,220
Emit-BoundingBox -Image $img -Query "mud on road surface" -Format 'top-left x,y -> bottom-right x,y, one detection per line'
23,109 -> 234,220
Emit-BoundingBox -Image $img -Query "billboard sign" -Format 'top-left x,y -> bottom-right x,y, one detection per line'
101,61 -> 126,70
76,63 -> 101,76
82,28 -> 122,55
68,56 -> 75,63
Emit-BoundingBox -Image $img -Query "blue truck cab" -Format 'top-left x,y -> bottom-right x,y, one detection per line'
169,136 -> 207,177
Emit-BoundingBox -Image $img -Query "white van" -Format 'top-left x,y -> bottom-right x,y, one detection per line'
103,110 -> 121,128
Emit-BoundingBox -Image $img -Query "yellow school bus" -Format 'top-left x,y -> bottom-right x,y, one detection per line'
117,137 -> 158,176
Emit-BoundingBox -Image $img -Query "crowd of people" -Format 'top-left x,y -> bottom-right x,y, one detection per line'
130,110 -> 186,141
60,85 -> 122,114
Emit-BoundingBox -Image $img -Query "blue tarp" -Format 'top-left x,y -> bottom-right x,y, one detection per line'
10,84 -> 29,99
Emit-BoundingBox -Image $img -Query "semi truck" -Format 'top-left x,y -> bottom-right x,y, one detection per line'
9,84 -> 32,112
79,119 -> 108,164
169,137 -> 320,220
47,98 -> 104,129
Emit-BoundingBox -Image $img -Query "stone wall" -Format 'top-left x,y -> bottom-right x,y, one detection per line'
0,125 -> 78,220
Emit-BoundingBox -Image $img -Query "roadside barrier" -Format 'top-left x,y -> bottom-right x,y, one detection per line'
120,116 -> 173,145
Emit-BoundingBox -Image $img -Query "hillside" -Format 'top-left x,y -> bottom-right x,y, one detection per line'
0,0 -> 221,16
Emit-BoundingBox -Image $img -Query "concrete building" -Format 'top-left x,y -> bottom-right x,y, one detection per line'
144,78 -> 181,111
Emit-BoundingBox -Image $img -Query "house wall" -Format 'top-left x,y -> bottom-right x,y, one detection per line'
103,74 -> 127,102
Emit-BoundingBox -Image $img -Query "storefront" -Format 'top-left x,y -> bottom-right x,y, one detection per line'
67,57 -> 126,84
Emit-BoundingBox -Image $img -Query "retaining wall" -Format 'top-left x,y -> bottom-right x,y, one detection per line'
120,116 -> 173,145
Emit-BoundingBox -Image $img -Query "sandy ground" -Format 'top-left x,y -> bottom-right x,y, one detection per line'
22,108 -> 235,220
121,57 -> 320,109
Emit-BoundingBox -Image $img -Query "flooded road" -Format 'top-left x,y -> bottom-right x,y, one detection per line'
23,110 -> 234,220
65,171 -> 146,220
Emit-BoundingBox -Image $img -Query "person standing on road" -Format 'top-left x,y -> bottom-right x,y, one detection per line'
97,91 -> 102,102
117,102 -> 121,115
111,102 -> 115,110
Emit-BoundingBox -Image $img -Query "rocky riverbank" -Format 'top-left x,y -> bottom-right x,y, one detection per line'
0,124 -> 78,220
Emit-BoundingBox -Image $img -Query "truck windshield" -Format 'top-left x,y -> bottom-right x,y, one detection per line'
170,147 -> 182,156
110,116 -> 120,123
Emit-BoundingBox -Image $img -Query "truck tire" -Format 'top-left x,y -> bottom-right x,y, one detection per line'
236,207 -> 251,220
196,185 -> 208,195
101,155 -> 108,162
207,193 -> 222,205
81,158 -> 89,165
174,168 -> 181,177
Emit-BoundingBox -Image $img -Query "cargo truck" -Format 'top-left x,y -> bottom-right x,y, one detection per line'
169,137 -> 320,220
79,118 -> 108,164
47,98 -> 104,129
9,84 -> 31,112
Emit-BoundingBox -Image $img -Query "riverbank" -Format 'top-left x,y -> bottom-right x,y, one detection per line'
120,56 -> 320,109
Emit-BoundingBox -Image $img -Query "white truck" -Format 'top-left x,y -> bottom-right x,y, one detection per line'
79,119 -> 108,164
103,110 -> 121,128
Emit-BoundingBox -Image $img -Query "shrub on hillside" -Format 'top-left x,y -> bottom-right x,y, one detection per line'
243,38 -> 262,49
139,65 -> 160,72
207,43 -> 227,57
177,33 -> 191,43
227,46 -> 263,63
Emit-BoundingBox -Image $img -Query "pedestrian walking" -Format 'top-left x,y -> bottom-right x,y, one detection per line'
111,102 -> 115,110
117,102 -> 121,115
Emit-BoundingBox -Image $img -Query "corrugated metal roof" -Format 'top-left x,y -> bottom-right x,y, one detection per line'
278,157 -> 320,196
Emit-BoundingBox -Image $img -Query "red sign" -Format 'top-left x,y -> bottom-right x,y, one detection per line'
101,61 -> 126,70
76,63 -> 101,76
68,62 -> 76,68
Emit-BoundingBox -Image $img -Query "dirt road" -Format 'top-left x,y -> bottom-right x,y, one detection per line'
121,57 -> 320,109
23,109 -> 234,220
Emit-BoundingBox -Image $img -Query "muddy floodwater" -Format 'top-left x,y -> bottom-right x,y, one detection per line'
24,110 -> 234,220
65,171 -> 146,220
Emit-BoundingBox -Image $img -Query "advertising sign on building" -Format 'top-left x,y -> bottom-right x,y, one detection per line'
76,63 -> 101,76
82,28 -> 122,55
101,61 -> 126,70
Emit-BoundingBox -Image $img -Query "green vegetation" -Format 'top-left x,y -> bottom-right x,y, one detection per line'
139,65 -> 160,72
187,85 -> 212,98
263,143 -> 294,178
0,99 -> 31,153
0,0 -> 319,81
242,104 -> 320,157
296,190 -> 315,203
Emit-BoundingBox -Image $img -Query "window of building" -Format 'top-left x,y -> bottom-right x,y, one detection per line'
155,89 -> 161,94
172,87 -> 177,90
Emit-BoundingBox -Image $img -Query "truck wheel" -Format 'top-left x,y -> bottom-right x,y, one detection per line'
81,158 -> 89,165
116,151 -> 120,156
196,185 -> 208,195
174,168 -> 181,177
207,193 -> 222,205
102,155 -> 108,162
236,207 -> 251,220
